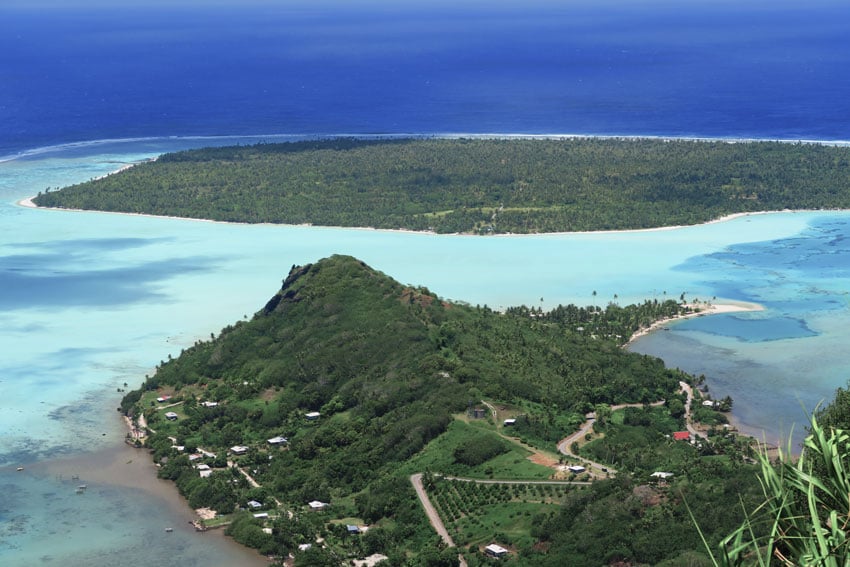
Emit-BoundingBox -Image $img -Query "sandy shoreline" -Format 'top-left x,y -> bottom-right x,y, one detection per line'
626,300 -> 765,346
27,413 -> 269,566
16,189 -> 838,238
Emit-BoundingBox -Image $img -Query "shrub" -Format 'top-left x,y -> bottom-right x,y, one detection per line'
453,434 -> 509,466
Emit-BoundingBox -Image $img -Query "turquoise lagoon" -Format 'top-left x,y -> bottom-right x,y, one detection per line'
2,139 -> 850,564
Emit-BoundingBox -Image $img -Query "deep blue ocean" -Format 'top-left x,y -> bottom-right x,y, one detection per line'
3,0 -> 850,158
3,1 -> 850,565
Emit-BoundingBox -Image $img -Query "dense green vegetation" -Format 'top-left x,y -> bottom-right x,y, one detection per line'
700,411 -> 850,566
702,384 -> 850,566
36,138 -> 850,233
119,255 -> 773,565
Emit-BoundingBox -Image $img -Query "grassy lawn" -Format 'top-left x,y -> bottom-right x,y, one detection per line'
452,501 -> 558,549
429,479 -> 576,549
204,514 -> 233,528
400,420 -> 553,480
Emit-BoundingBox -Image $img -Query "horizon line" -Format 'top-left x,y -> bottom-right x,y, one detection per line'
4,131 -> 850,163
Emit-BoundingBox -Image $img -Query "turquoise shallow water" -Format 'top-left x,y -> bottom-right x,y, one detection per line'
1,139 -> 849,563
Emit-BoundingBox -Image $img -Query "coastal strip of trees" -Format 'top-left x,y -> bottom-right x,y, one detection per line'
34,138 -> 850,234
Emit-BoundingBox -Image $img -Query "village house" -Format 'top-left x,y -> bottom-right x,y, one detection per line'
503,418 -> 516,426
229,445 -> 249,455
567,465 -> 586,474
353,554 -> 389,567
267,436 -> 288,446
247,500 -> 263,509
308,500 -> 329,511
305,411 -> 321,420
164,411 -> 178,421
673,431 -> 691,441
485,543 -> 509,558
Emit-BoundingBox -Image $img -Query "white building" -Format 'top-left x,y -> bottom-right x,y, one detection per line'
485,544 -> 508,558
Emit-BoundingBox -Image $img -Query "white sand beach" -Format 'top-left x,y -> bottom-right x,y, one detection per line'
626,300 -> 764,346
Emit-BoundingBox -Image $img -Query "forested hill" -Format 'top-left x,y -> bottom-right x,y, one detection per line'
124,255 -> 744,564
129,255 -> 683,463
35,138 -> 850,234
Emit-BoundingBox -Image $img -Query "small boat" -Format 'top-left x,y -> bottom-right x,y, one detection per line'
16,466 -> 23,471
77,484 -> 87,490
165,527 -> 173,533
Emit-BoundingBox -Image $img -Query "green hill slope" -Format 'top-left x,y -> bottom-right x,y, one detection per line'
121,256 -> 759,565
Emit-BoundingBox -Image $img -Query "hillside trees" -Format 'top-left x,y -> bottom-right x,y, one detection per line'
35,138 -> 850,234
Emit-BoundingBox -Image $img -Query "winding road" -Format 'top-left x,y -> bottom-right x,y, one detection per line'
411,386 -> 702,560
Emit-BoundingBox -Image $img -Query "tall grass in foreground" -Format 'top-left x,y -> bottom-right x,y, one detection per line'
693,417 -> 850,566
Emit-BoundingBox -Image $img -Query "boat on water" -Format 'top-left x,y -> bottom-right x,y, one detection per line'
165,527 -> 173,533
16,466 -> 23,471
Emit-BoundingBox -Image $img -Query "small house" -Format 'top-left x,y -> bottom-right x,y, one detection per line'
199,469 -> 212,478
188,453 -> 202,461
353,555 -> 389,567
503,418 -> 516,426
651,471 -> 674,480
195,464 -> 211,471
298,544 -> 313,552
305,411 -> 321,420
472,408 -> 487,419
262,527 -> 272,535
164,412 -> 178,421
308,500 -> 329,511
201,401 -> 218,408
673,431 -> 691,441
253,512 -> 269,519
485,544 -> 509,558
567,465 -> 586,474
230,445 -> 249,455
156,395 -> 171,403
267,436 -> 288,446
702,400 -> 716,407
247,500 -> 263,509
346,525 -> 361,534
